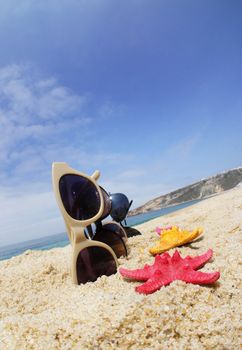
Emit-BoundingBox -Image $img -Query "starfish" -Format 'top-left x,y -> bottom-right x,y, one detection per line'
119,249 -> 220,294
155,226 -> 173,235
149,226 -> 203,255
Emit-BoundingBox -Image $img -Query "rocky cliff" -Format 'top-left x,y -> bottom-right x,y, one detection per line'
129,167 -> 242,216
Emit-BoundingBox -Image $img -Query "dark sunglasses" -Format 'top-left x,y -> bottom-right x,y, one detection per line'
109,193 -> 141,237
58,172 -> 127,284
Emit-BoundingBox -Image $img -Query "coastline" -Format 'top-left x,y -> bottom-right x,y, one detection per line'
0,187 -> 241,349
0,200 -> 201,262
128,192 -> 220,216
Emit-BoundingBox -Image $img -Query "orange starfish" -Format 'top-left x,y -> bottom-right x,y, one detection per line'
149,226 -> 203,255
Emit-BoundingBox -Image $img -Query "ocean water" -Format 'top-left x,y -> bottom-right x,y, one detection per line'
0,199 -> 201,261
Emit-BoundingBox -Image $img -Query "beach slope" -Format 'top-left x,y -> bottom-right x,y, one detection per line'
0,187 -> 241,349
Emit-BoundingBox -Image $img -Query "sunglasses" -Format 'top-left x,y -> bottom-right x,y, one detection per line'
109,193 -> 141,237
52,162 -> 127,285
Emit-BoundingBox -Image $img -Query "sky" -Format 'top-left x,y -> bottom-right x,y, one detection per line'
0,0 -> 242,246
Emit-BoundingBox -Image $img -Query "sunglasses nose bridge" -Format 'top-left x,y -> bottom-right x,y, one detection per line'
71,226 -> 87,244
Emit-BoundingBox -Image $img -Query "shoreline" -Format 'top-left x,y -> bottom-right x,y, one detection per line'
0,199 -> 201,262
0,186 -> 241,349
128,191 -> 222,217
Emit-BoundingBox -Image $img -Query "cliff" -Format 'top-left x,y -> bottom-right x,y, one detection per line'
129,167 -> 242,216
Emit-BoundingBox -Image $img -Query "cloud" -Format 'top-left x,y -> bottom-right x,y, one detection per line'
168,135 -> 202,160
0,63 -> 140,246
0,64 -> 130,186
0,64 -> 87,124
0,64 -> 91,185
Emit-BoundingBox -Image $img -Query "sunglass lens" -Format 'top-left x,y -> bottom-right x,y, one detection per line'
76,246 -> 117,284
59,174 -> 100,220
102,222 -> 127,242
110,193 -> 130,222
94,229 -> 127,258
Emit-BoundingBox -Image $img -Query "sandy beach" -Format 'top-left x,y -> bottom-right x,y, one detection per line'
0,187 -> 241,350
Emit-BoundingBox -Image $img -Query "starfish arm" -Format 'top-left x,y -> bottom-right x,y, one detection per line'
180,268 -> 220,285
178,228 -> 203,246
135,275 -> 170,294
155,227 -> 162,235
184,249 -> 213,270
171,249 -> 182,263
119,267 -> 150,281
149,242 -> 174,255
156,226 -> 173,236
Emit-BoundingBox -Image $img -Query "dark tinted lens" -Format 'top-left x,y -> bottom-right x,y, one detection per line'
110,193 -> 130,222
59,174 -> 101,220
102,222 -> 127,242
76,246 -> 117,284
94,229 -> 127,258
123,226 -> 142,237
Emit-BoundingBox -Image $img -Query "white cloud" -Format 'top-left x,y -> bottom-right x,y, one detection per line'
0,63 -> 144,247
0,64 -> 91,184
168,135 -> 201,160
0,64 -> 87,124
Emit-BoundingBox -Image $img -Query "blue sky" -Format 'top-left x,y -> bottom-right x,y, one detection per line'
0,0 -> 242,246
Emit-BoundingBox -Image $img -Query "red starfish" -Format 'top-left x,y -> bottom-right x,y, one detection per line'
119,249 -> 220,294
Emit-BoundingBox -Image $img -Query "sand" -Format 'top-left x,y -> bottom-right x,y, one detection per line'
0,187 -> 241,350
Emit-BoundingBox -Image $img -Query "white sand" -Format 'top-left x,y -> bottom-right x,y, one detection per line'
0,187 -> 241,349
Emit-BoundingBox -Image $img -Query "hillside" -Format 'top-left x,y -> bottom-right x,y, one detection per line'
129,167 -> 242,216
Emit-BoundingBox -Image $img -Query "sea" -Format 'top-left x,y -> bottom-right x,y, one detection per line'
0,199 -> 201,261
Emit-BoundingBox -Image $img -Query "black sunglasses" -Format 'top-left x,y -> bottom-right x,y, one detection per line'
109,193 -> 141,237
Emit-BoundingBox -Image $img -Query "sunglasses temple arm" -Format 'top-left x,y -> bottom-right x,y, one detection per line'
128,200 -> 133,211
86,225 -> 94,239
123,200 -> 133,226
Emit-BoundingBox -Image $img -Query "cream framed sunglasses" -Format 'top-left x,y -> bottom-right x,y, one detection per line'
52,162 -> 127,284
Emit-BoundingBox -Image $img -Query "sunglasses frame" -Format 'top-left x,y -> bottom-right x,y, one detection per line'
52,162 -> 118,284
